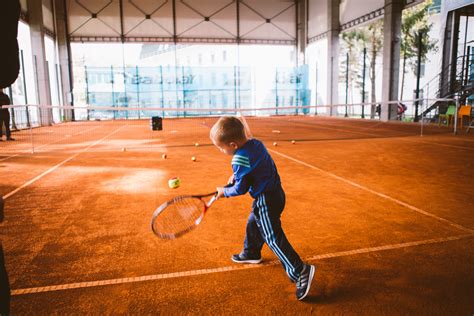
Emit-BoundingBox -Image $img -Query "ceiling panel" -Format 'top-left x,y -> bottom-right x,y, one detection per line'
125,19 -> 172,37
178,21 -> 236,38
242,22 -> 294,41
239,0 -> 296,43
270,3 -> 296,38
175,0 -> 236,39
241,0 -> 295,20
127,0 -> 168,14
68,0 -> 121,37
181,0 -> 233,17
208,2 -> 238,37
75,0 -> 115,15
122,0 -> 173,37
238,3 -> 264,36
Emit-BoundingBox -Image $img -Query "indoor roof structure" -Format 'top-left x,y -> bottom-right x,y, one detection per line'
20,0 -> 423,45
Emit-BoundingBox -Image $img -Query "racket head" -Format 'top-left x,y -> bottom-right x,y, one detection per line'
151,194 -> 215,239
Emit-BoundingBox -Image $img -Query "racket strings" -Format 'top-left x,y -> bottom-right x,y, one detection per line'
152,197 -> 205,238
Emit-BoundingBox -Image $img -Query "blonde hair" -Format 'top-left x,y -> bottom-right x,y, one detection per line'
210,116 -> 246,144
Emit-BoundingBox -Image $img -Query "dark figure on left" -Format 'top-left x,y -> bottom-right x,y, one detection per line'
0,197 -> 10,316
0,0 -> 21,314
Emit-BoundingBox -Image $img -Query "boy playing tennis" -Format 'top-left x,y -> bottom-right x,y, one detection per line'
210,116 -> 315,301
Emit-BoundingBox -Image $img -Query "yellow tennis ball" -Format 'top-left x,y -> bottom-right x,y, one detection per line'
195,142 -> 200,147
291,140 -> 296,144
273,142 -> 278,146
168,177 -> 180,189
121,148 -> 126,152
162,153 -> 167,159
191,156 -> 196,161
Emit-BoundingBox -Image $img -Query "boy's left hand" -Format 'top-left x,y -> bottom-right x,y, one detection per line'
216,187 -> 225,199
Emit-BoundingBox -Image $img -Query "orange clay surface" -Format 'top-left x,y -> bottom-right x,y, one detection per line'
0,116 -> 473,314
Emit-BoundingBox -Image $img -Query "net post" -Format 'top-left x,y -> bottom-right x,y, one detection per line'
28,105 -> 34,154
454,97 -> 459,135
420,98 -> 424,137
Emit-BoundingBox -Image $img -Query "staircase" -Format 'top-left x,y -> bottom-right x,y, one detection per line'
421,53 -> 474,119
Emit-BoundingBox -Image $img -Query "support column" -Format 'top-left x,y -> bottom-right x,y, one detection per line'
54,0 -> 74,120
440,10 -> 460,98
296,0 -> 308,66
27,0 -> 53,125
326,0 -> 339,115
381,0 -> 402,121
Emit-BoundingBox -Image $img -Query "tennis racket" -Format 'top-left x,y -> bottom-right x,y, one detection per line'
151,191 -> 218,239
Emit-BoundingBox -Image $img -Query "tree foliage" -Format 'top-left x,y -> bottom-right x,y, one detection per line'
400,0 -> 438,99
341,19 -> 383,117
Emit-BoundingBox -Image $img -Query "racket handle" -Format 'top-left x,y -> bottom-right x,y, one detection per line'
206,195 -> 217,208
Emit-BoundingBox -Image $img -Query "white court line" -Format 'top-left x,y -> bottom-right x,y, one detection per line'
268,149 -> 474,234
11,233 -> 473,296
2,126 -> 125,200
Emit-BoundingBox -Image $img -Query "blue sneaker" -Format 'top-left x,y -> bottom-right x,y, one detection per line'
296,264 -> 315,300
231,252 -> 262,264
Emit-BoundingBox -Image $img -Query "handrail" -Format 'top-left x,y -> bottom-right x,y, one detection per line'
421,53 -> 472,99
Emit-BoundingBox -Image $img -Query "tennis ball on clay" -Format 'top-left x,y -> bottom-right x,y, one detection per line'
291,140 -> 296,144
121,148 -> 126,152
162,153 -> 167,159
168,177 -> 180,189
195,142 -> 200,147
191,156 -> 196,162
273,142 -> 278,146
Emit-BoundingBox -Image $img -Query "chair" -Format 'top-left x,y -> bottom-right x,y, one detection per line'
438,105 -> 456,126
457,105 -> 472,129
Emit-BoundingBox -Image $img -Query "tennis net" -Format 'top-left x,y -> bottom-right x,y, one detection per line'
0,102 -> 458,155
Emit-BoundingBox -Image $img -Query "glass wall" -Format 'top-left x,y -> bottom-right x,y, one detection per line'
7,21 -> 38,129
306,40 -> 328,114
71,43 -> 310,119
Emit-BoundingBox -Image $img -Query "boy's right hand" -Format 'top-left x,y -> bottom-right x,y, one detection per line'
216,187 -> 226,199
227,174 -> 235,185
217,180 -> 235,199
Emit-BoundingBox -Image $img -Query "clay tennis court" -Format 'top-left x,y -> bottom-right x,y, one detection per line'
1,115 -> 473,314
